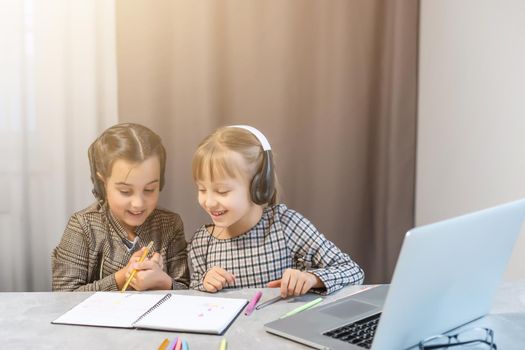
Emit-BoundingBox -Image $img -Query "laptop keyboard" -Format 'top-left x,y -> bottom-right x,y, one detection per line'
323,312 -> 381,349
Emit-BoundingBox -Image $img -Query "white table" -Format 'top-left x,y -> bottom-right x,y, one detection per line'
1,282 -> 524,349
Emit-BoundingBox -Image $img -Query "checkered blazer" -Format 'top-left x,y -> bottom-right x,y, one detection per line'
52,203 -> 189,291
188,204 -> 364,294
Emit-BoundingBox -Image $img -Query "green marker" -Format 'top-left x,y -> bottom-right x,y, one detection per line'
279,297 -> 323,319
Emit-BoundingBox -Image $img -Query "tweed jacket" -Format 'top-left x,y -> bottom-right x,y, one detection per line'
52,203 -> 189,291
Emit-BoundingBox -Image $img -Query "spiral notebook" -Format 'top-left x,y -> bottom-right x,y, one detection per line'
52,292 -> 248,334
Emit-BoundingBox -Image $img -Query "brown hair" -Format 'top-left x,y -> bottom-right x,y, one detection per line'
88,123 -> 166,203
192,126 -> 278,205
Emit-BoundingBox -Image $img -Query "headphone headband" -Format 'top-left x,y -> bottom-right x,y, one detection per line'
229,125 -> 271,151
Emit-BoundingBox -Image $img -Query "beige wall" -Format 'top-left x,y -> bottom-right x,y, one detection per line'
417,0 -> 525,280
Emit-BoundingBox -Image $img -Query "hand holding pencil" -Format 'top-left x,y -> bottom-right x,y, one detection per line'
121,241 -> 154,292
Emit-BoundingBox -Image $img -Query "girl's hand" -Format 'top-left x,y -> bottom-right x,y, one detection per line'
115,248 -> 148,290
127,252 -> 172,291
202,266 -> 235,293
267,268 -> 324,298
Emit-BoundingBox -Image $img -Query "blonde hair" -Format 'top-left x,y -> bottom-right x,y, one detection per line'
88,123 -> 166,203
192,126 -> 278,205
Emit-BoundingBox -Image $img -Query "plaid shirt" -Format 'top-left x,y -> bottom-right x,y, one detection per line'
52,203 -> 189,291
189,204 -> 364,294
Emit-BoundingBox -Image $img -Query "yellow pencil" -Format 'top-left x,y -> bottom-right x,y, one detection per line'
219,338 -> 227,350
121,241 -> 154,292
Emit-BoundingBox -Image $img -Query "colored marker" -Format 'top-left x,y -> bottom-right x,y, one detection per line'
219,338 -> 227,350
279,297 -> 323,319
182,339 -> 189,350
174,337 -> 182,350
245,291 -> 263,316
167,337 -> 178,350
255,295 -> 282,310
157,338 -> 169,350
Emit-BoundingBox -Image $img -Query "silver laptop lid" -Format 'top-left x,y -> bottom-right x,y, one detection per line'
372,198 -> 525,349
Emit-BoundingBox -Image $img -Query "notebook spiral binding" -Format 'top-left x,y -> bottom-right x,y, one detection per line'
134,293 -> 172,324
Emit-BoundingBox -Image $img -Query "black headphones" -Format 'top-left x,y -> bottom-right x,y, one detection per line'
229,125 -> 275,205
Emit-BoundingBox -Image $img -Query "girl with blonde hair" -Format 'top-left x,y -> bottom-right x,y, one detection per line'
189,125 -> 363,297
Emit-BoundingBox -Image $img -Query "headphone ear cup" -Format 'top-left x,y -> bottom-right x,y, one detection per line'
250,173 -> 264,205
250,151 -> 275,205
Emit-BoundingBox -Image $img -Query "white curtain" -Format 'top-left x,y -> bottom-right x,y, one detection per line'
0,0 -> 118,291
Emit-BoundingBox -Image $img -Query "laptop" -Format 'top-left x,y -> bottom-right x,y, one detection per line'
265,198 -> 525,350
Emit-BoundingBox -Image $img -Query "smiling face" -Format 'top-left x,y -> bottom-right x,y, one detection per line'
102,156 -> 160,236
196,152 -> 263,237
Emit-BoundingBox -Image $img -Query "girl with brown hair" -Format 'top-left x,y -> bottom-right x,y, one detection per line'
52,123 -> 189,291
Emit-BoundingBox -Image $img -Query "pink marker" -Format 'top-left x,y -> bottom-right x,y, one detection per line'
244,291 -> 263,316
174,337 -> 182,350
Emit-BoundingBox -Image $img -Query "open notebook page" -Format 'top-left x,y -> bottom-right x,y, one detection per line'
133,294 -> 248,334
53,292 -> 166,328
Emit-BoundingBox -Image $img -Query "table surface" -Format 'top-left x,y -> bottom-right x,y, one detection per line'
1,282 -> 524,350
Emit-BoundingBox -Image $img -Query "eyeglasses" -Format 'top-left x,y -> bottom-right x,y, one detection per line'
419,327 -> 497,349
